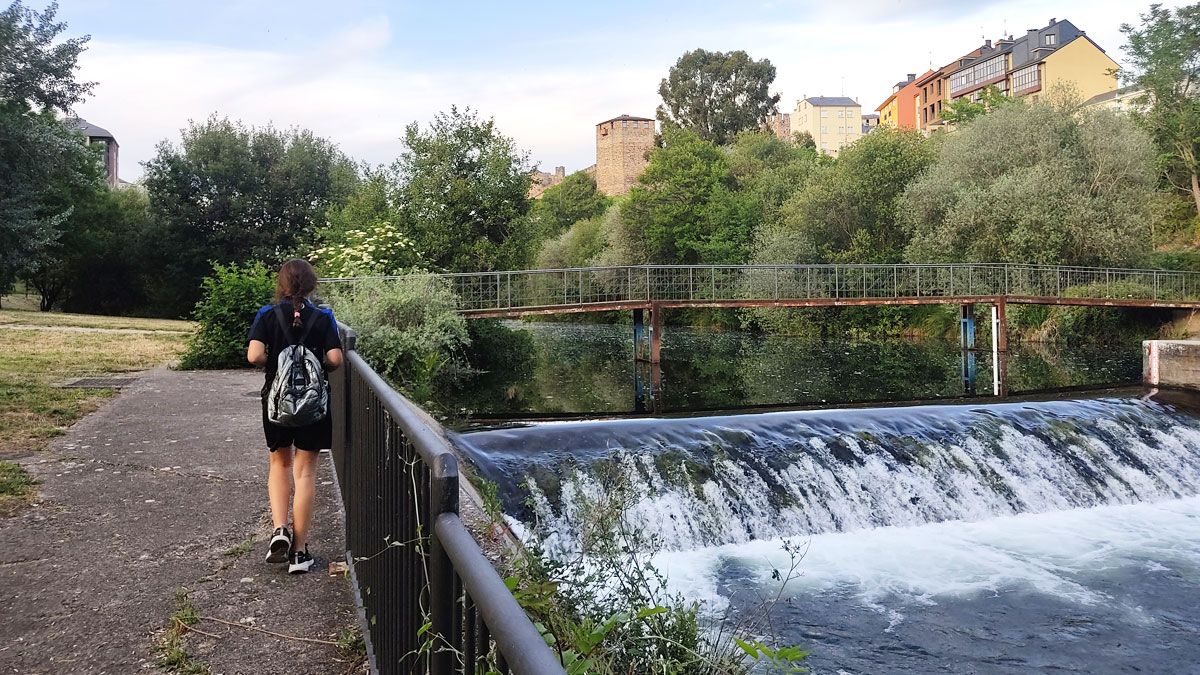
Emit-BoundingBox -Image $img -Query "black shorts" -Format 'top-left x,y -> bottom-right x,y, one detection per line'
261,393 -> 332,451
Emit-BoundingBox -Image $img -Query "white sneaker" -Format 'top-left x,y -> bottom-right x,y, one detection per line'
265,527 -> 291,564
288,546 -> 314,574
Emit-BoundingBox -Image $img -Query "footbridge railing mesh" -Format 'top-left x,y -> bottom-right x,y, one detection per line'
329,326 -> 565,675
323,263 -> 1200,315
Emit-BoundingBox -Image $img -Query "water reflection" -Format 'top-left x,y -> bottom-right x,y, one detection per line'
434,322 -> 1141,420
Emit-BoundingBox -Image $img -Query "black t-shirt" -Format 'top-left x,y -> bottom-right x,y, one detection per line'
247,300 -> 342,383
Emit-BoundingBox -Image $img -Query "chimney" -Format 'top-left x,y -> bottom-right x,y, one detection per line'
907,73 -> 916,82
1049,18 -> 1056,25
985,39 -> 992,48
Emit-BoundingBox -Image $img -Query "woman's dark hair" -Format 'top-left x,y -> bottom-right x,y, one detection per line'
275,259 -> 318,327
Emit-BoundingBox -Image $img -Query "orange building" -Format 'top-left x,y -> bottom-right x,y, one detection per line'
875,73 -> 927,130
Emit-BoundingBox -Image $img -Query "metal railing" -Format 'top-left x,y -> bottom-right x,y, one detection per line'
330,326 -> 565,675
323,263 -> 1200,315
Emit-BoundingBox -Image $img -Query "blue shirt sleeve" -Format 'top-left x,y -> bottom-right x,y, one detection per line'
248,305 -> 273,344
320,307 -> 342,352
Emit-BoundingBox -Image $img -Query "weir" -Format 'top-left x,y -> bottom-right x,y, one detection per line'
454,396 -> 1200,554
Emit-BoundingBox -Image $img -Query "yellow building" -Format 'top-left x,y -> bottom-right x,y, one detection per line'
876,94 -> 898,128
793,96 -> 862,156
948,19 -> 1117,106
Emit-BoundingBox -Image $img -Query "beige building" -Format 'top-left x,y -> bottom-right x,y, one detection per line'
793,96 -> 862,156
594,114 -> 655,196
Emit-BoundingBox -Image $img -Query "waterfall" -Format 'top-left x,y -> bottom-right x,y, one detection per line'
453,397 -> 1200,553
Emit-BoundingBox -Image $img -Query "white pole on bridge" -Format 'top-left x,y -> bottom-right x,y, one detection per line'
991,304 -> 1000,396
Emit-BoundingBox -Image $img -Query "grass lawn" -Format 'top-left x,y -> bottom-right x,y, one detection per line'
0,315 -> 192,513
0,308 -> 194,332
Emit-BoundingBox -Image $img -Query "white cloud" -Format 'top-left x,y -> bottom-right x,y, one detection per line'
73,0 -> 1182,182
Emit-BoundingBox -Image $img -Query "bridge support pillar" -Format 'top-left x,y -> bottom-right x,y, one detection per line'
960,304 -> 977,394
991,299 -> 1008,396
649,305 -> 663,410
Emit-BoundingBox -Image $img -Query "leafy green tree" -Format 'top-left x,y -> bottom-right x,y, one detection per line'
725,131 -> 818,226
178,262 -> 275,370
142,116 -> 358,316
58,189 -> 158,315
536,210 -> 614,269
753,128 -> 934,265
657,49 -> 780,145
1121,2 -> 1200,215
617,129 -> 756,264
940,85 -> 1014,126
0,1 -> 96,295
312,168 -> 423,276
396,106 -> 536,272
902,101 -> 1156,266
530,171 -> 610,235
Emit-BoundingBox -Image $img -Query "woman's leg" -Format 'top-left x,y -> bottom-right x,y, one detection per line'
291,449 -> 319,550
267,447 -> 295,530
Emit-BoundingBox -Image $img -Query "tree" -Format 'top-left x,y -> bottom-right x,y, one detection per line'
940,85 -> 1015,126
530,171 -> 610,235
657,49 -> 780,146
616,129 -> 756,264
396,106 -> 536,272
58,189 -> 158,315
1121,3 -> 1200,215
753,128 -> 934,265
141,116 -> 357,316
311,167 -> 423,277
725,131 -> 818,226
0,1 -> 95,295
901,101 -> 1156,266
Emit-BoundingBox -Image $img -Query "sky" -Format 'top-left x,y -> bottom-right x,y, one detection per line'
58,0 -> 1187,181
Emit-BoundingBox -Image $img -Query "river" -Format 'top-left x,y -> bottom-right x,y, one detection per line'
446,323 -> 1200,673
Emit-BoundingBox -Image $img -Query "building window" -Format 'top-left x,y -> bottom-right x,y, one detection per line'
820,110 -> 828,117
950,55 -> 1006,95
821,126 -> 828,133
1045,34 -> 1056,46
1011,64 -> 1039,93
937,80 -> 942,95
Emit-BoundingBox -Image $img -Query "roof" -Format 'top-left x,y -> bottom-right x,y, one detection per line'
597,114 -> 654,125
67,117 -> 116,141
862,113 -> 880,120
1082,86 -> 1143,107
804,96 -> 859,107
875,92 -> 898,112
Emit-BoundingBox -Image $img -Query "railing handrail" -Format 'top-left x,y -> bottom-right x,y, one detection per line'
321,262 -> 1200,284
331,325 -> 566,674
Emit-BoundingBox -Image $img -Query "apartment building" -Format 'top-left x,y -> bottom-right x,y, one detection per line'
948,19 -> 1117,105
915,46 -> 984,132
793,96 -> 862,156
875,73 -> 925,130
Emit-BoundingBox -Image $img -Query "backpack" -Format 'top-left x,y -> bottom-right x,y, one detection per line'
265,305 -> 329,427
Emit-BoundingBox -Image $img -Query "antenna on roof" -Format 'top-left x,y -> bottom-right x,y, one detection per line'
840,76 -> 845,96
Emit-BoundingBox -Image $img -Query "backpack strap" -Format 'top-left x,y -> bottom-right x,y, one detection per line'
272,305 -> 297,346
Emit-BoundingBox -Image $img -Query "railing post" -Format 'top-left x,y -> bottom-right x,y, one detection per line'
775,266 -> 780,300
428,453 -> 459,675
834,265 -> 840,299
646,267 -> 651,301
495,272 -> 501,309
689,266 -> 695,301
1154,270 -> 1160,301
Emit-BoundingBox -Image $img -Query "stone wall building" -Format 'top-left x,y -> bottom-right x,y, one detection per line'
763,112 -> 791,141
529,165 -> 566,198
594,114 -> 655,196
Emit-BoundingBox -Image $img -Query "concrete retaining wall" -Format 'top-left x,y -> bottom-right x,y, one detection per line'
1144,340 -> 1200,390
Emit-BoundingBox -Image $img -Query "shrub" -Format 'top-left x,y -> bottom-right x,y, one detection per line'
325,276 -> 469,402
178,262 -> 274,369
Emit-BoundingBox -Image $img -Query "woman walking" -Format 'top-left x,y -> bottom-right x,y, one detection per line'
247,259 -> 343,574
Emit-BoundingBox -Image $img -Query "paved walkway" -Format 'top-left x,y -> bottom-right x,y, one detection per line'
0,369 -> 360,674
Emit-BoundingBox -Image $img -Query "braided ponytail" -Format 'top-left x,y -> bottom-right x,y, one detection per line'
274,259 -> 318,329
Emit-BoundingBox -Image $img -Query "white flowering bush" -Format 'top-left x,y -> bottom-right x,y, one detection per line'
310,221 -> 422,277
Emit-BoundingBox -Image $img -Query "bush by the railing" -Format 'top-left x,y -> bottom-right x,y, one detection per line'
325,276 -> 468,401
178,262 -> 274,370
501,470 -> 809,674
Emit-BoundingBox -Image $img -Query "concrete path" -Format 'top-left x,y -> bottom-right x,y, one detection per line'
0,369 -> 361,674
